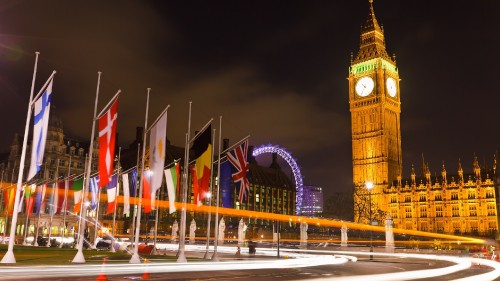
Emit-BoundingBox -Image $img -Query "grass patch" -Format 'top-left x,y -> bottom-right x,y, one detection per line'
0,244 -> 193,265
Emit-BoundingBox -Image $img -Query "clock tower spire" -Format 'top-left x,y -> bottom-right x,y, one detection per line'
350,0 -> 402,223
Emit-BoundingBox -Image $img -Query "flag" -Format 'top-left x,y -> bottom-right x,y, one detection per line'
3,186 -> 15,215
220,161 -> 234,208
25,184 -> 36,216
192,125 -> 212,205
190,165 -> 201,206
142,171 -> 152,213
55,181 -> 65,214
98,98 -> 118,187
164,162 -> 180,213
106,174 -> 118,215
149,112 -> 167,210
122,168 -> 137,217
49,182 -> 59,215
27,77 -> 53,181
34,184 -> 47,215
72,178 -> 84,214
89,176 -> 100,211
227,140 -> 250,203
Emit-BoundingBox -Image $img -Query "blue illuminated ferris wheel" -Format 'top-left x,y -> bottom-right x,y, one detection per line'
252,144 -> 304,215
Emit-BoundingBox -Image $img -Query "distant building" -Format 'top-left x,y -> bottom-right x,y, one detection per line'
300,185 -> 323,216
384,159 -> 498,236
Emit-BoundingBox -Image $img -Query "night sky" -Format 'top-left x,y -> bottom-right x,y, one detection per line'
0,1 -> 499,199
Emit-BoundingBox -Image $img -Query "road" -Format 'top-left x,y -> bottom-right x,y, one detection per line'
2,245 -> 500,281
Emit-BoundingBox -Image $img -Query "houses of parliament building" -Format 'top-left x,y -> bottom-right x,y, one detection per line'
349,1 -> 499,237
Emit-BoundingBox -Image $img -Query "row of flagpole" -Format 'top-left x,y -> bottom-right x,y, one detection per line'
0,52 -> 252,265
0,52 -> 43,264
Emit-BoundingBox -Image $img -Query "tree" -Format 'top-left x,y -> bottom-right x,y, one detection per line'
353,185 -> 386,225
323,190 -> 354,221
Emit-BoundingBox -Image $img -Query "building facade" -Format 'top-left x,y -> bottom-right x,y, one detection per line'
300,185 -> 323,216
384,158 -> 498,236
350,1 -> 499,236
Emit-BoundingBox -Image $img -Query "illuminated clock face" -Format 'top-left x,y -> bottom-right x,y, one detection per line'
355,77 -> 374,97
386,77 -> 397,97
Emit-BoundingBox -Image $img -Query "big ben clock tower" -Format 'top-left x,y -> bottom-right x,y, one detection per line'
349,0 -> 402,222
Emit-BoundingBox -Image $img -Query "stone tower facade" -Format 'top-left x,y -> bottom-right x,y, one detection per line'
349,0 -> 402,222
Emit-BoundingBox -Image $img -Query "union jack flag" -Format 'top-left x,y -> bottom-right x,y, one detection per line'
227,140 -> 250,203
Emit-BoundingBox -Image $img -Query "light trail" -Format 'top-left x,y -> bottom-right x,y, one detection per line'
280,248 -> 500,281
14,185 -> 485,245
0,245 -> 499,280
0,246 -> 345,280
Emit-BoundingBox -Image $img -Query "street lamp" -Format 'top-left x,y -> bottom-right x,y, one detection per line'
365,181 -> 374,260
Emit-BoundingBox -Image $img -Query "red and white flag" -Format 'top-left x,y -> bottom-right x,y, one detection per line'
98,98 -> 118,187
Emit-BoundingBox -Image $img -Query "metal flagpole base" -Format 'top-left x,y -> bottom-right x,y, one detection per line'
177,250 -> 187,263
110,242 -> 116,253
72,249 -> 86,263
211,252 -> 220,262
34,241 -> 38,247
203,250 -> 210,259
129,253 -> 141,264
0,250 -> 16,264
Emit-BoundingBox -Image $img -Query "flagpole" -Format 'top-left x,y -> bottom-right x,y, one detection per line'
130,143 -> 140,249
130,88 -> 150,264
177,102 -> 192,263
72,71 -> 102,263
0,52 -> 41,263
152,180 -> 160,255
33,182 -> 43,246
60,152 -> 72,248
110,147 -> 121,253
203,128 -> 216,259
220,135 -> 251,156
75,154 -> 88,248
47,162 -> 60,247
22,184 -> 31,245
212,116 -> 222,261
93,186 -> 102,248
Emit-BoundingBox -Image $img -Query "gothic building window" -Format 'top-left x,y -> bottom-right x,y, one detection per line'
469,205 -> 477,217
451,192 -> 458,200
468,191 -> 476,199
452,205 -> 459,217
488,204 -> 496,216
436,206 -> 443,217
405,207 -> 412,218
486,190 -> 494,198
420,206 -> 427,218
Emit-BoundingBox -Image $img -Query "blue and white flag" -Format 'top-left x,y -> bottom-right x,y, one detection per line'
27,78 -> 53,181
122,168 -> 137,217
89,176 -> 100,211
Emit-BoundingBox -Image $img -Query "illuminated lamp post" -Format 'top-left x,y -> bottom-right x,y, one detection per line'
366,181 -> 374,260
